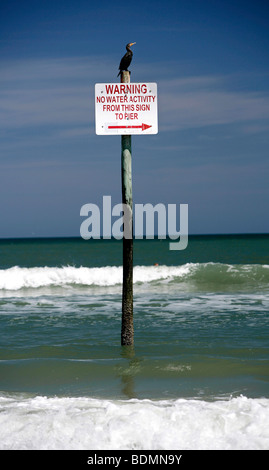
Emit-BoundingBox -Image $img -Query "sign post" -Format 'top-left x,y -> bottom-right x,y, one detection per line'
95,74 -> 158,346
120,71 -> 133,346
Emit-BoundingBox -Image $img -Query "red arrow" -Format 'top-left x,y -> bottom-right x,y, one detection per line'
108,123 -> 152,131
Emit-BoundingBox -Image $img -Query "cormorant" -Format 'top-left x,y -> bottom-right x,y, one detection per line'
117,42 -> 136,76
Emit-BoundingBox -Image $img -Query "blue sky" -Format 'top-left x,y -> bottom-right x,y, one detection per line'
1,0 -> 269,237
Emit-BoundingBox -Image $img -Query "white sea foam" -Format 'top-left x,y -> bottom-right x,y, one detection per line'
0,263 -> 268,291
0,394 -> 268,450
0,265 -> 191,291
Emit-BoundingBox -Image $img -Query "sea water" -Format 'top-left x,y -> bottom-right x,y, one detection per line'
0,235 -> 268,450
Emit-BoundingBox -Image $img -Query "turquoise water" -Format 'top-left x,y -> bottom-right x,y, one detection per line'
0,235 -> 269,449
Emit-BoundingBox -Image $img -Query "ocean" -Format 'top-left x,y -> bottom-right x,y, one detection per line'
0,234 -> 268,450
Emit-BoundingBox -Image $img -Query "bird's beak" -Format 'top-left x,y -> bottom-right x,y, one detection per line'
130,42 -> 136,46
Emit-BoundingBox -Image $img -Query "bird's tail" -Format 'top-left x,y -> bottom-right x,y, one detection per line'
117,70 -> 121,77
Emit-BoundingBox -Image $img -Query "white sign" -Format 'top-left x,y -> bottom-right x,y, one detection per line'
95,82 -> 158,135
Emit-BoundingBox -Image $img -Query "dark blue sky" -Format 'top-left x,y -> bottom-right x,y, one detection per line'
1,0 -> 269,237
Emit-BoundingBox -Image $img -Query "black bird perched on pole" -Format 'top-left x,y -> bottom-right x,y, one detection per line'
117,42 -> 136,76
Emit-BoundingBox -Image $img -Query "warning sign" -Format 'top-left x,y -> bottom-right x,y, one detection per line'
95,82 -> 158,135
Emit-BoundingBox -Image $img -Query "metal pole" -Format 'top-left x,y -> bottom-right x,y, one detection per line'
121,70 -> 134,346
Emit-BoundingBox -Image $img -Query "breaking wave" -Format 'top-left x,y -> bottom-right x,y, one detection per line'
0,394 -> 268,450
0,263 -> 268,291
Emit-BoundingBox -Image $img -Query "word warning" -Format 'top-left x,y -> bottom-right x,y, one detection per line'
95,82 -> 158,135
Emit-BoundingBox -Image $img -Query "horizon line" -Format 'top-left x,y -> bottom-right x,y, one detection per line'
0,232 -> 269,242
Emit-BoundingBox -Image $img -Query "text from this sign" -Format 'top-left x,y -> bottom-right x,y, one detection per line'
95,82 -> 158,135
